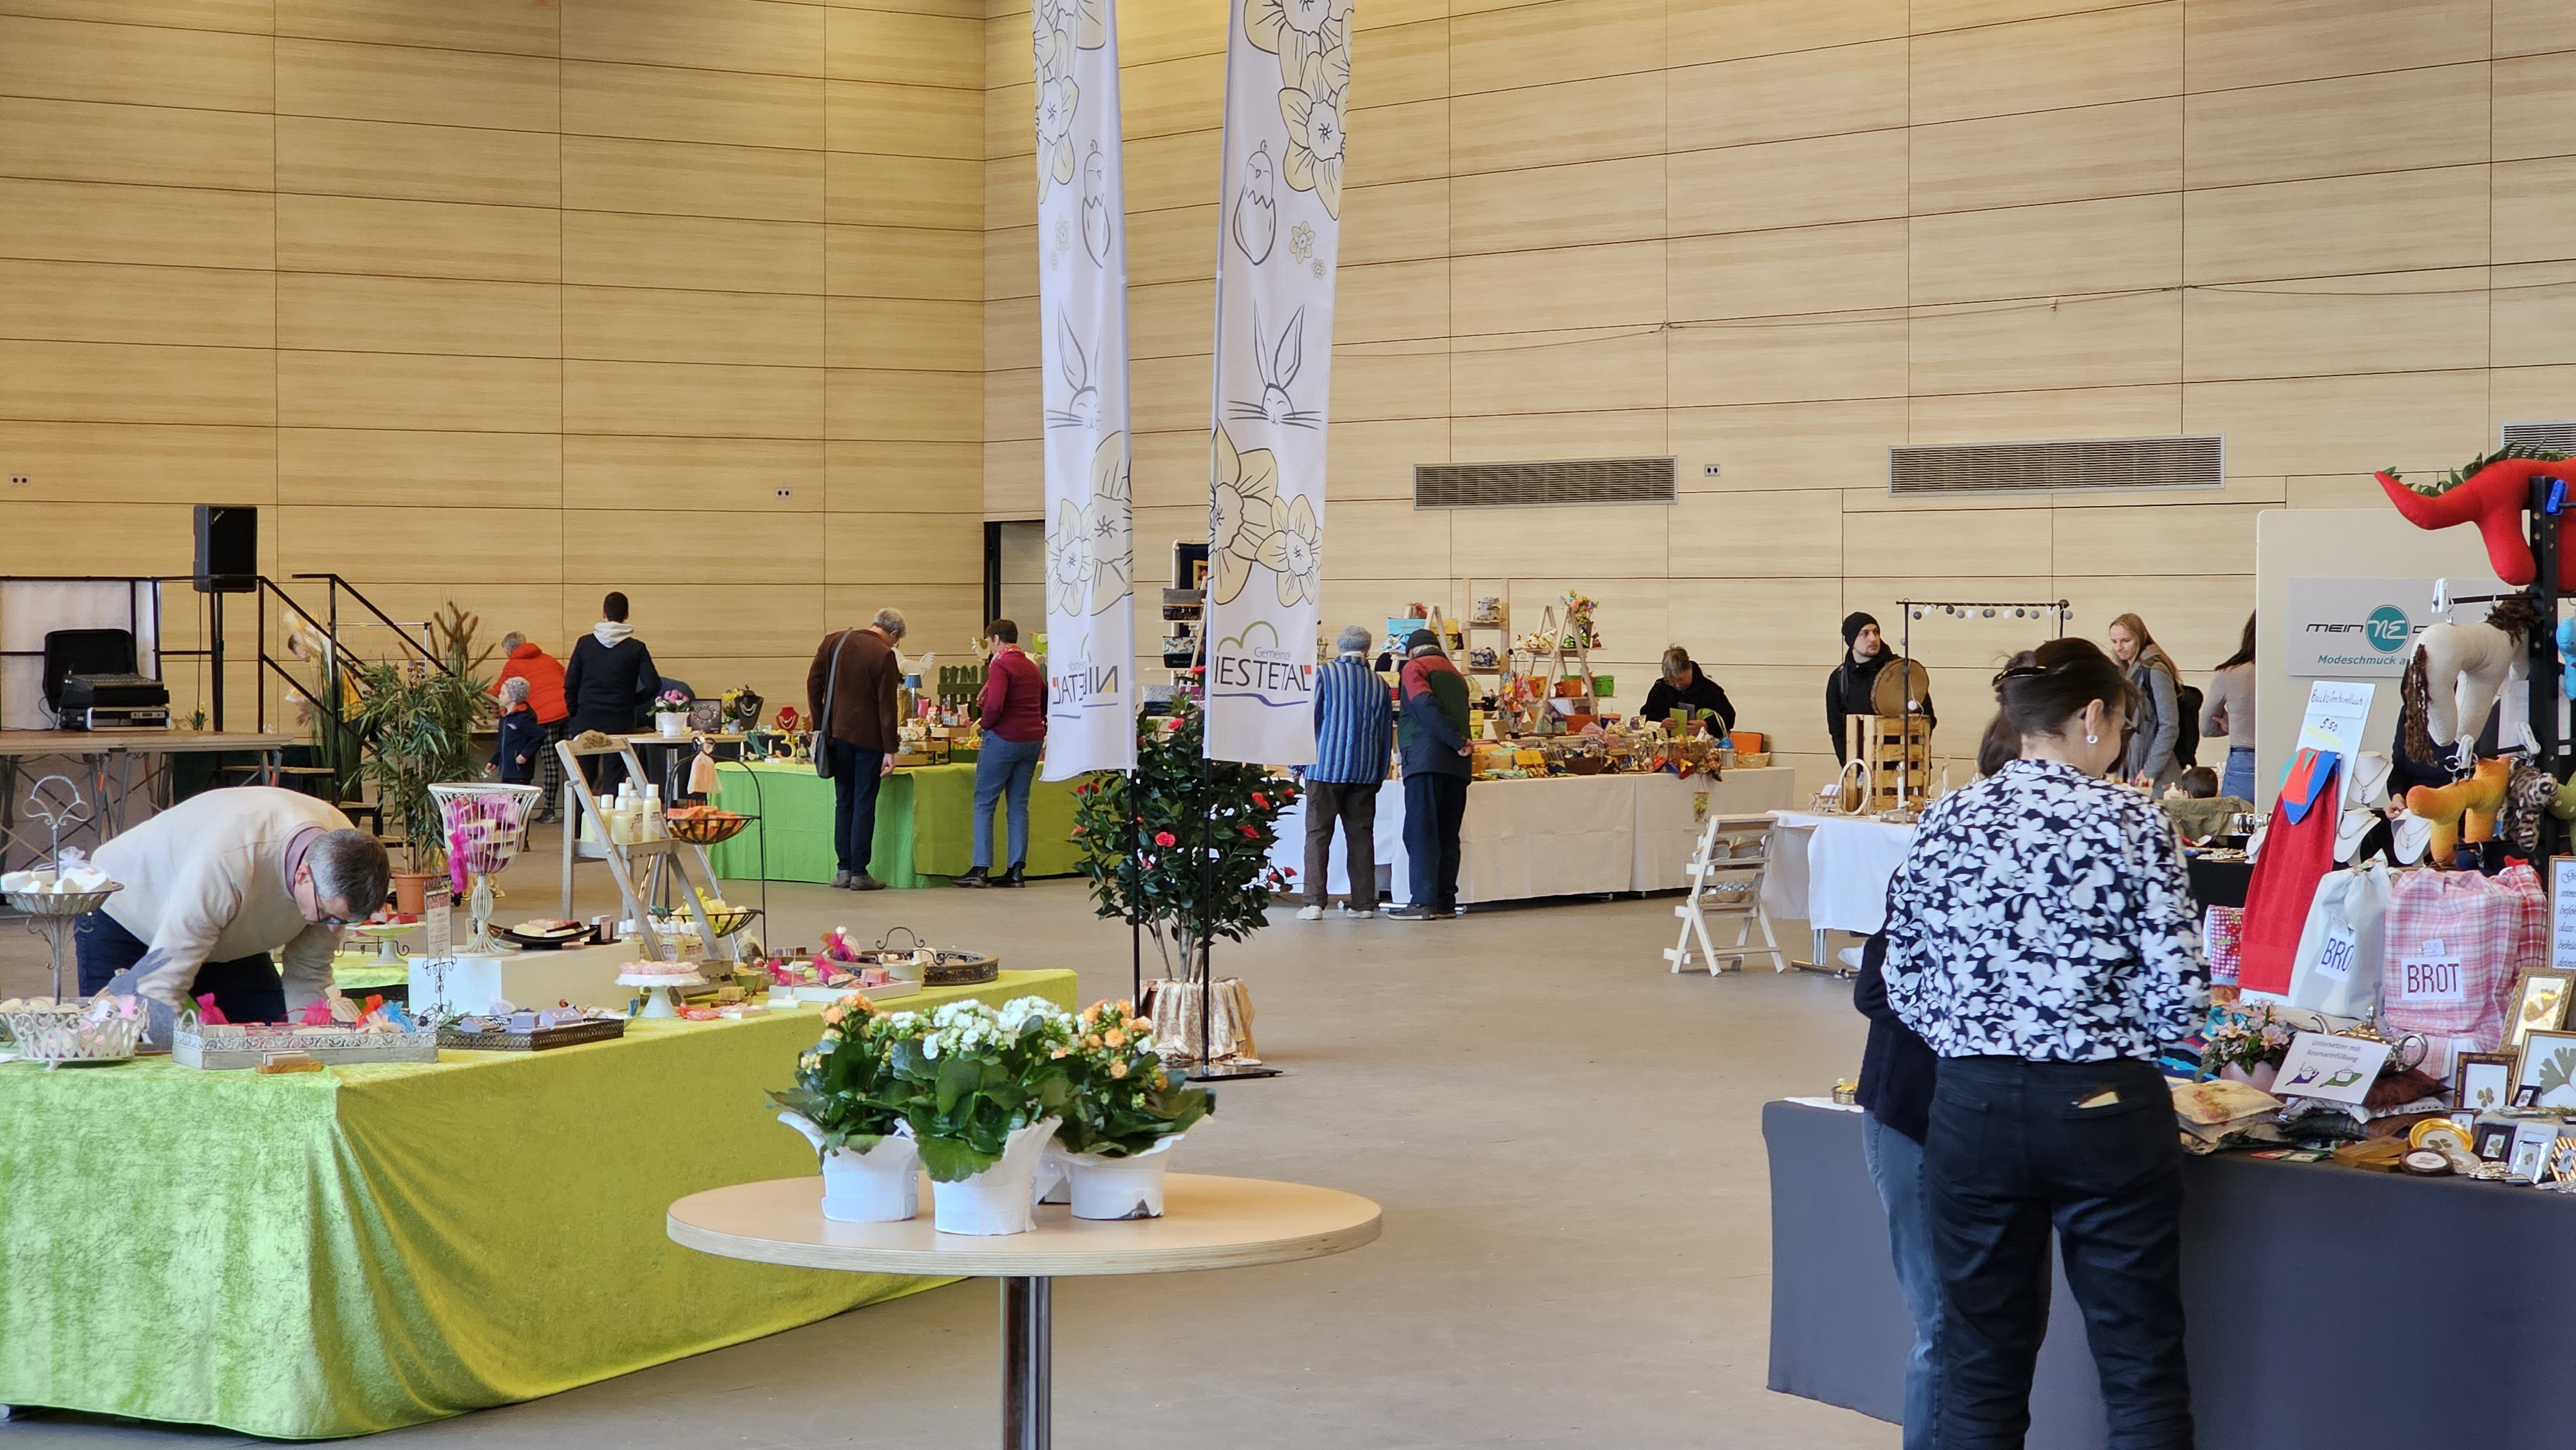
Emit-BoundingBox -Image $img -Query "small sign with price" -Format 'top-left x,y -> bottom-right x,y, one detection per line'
424,881 -> 453,961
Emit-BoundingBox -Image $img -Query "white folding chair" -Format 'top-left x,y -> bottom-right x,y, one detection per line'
1665,812 -> 1787,975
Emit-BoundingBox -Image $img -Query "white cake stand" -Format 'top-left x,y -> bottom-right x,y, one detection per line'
618,970 -> 708,1019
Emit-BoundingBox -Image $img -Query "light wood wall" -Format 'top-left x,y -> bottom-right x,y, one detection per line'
982,0 -> 2576,789
0,0 -> 988,724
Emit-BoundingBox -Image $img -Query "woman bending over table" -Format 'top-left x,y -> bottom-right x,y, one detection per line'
1882,637 -> 2209,1450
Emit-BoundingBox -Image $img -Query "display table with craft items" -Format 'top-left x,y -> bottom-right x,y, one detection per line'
704,760 -> 1082,887
0,971 -> 1076,1438
1267,767 -> 1795,906
1765,1098 -> 2571,1449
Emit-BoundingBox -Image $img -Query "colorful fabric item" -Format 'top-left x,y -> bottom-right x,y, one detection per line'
1882,758 -> 2208,1062
2235,754 -> 2342,997
2379,864 -> 2539,1059
2202,905 -> 2244,986
2278,748 -> 2339,825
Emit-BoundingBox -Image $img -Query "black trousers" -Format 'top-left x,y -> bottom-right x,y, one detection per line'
1402,772 -> 1466,912
74,910 -> 286,1023
828,737 -> 885,875
1925,1055 -> 2193,1450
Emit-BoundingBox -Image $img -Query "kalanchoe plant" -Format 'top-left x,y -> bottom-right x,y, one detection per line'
649,688 -> 692,717
1054,1001 -> 1212,1158
891,997 -> 1077,1182
768,994 -> 913,1158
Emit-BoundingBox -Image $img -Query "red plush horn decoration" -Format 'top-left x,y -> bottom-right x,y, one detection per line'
2376,458 -> 2576,590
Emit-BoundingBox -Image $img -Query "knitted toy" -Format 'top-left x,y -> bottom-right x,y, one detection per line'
2377,447 -> 2576,589
2404,756 -> 2512,862
2399,597 -> 2543,769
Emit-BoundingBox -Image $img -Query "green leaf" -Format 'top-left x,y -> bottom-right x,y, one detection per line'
934,1055 -> 980,1114
913,1133 -> 1001,1183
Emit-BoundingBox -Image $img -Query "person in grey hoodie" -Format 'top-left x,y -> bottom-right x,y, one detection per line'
2107,612 -> 2183,793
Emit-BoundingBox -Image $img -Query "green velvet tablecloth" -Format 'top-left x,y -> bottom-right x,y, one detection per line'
0,970 -> 1078,1438
707,760 -> 1084,887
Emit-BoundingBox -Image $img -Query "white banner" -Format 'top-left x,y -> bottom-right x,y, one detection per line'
2281,578 -> 2438,677
1200,0 -> 1350,764
1036,0 -> 1136,777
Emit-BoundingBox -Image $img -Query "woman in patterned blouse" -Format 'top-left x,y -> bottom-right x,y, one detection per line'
1882,637 -> 2209,1450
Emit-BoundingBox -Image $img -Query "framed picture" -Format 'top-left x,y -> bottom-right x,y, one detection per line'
2455,1051 -> 2519,1115
688,699 -> 724,733
2474,1121 -> 2517,1162
2552,1138 -> 2576,1185
2517,1084 -> 2544,1108
2509,968 -> 2576,1050
2512,1122 -> 2562,1183
2513,1030 -> 2576,1112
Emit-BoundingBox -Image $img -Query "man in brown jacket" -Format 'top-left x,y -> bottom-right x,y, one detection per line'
807,608 -> 906,890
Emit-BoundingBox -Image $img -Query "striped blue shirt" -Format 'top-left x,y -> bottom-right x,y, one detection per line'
1309,654 -> 1394,784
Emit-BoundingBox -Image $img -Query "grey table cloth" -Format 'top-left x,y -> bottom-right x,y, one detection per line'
1765,1099 -> 2568,1449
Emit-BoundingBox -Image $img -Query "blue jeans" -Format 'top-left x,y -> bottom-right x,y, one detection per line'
827,737 -> 884,876
2221,745 -> 2255,804
973,736 -> 1044,869
1863,1110 -> 1944,1450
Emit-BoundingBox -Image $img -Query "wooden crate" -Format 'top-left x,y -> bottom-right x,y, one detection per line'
1845,714 -> 1931,810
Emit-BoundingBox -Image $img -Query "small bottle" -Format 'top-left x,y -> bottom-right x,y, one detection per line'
643,784 -> 664,839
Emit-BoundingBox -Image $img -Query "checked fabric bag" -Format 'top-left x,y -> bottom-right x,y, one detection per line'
2380,863 -> 2543,1077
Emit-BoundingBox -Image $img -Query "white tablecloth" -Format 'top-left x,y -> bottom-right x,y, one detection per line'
1760,810 -> 1918,934
1269,767 -> 1797,906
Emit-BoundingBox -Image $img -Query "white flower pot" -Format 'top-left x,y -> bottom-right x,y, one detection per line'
656,713 -> 688,739
1057,1135 -> 1183,1220
930,1118 -> 1060,1236
777,1112 -> 920,1223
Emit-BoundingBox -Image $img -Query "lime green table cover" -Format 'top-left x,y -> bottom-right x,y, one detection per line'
708,760 -> 1083,887
0,970 -> 1077,1439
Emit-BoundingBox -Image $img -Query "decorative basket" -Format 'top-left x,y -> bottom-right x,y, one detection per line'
922,950 -> 1000,986
173,1024 -> 440,1069
6,1001 -> 146,1067
3,874 -> 120,919
666,811 -> 753,845
439,1017 -> 627,1052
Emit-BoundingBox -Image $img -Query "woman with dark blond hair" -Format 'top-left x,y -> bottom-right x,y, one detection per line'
2107,612 -> 2183,792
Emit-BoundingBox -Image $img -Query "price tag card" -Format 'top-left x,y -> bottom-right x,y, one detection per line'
2313,921 -> 2359,982
424,881 -> 453,960
2553,860 -> 2576,974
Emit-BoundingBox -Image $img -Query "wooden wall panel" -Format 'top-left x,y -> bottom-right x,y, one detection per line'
0,180 -> 274,270
3,259 -> 273,348
564,135 -> 826,223
0,15 -> 273,113
275,118 -> 560,208
0,97 -> 271,192
276,0 -> 561,56
279,275 -> 559,359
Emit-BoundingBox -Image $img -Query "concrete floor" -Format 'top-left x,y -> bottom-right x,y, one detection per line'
0,828 -> 1891,1448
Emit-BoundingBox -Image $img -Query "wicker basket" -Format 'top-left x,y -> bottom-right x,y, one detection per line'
666,811 -> 752,845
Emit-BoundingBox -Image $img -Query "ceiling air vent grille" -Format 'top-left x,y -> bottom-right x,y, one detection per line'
2502,420 -> 2576,453
1414,456 -> 1677,510
1888,435 -> 2224,497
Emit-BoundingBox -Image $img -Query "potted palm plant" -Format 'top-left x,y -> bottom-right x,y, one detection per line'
350,605 -> 493,914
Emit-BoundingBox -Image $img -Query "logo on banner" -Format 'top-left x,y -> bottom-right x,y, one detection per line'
1208,620 -> 1313,705
2362,605 -> 2410,653
1048,650 -> 1122,716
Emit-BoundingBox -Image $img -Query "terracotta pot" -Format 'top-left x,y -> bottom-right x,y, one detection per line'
390,871 -> 435,917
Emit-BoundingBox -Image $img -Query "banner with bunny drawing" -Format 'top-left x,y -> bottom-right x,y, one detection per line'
1201,0 -> 1350,764
1034,0 -> 1137,776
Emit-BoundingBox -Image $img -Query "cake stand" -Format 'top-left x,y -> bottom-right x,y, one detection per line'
346,919 -> 417,966
428,782 -> 545,955
6,878 -> 122,1000
618,969 -> 710,1019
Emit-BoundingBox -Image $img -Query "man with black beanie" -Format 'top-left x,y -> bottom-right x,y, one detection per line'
1827,611 -> 1893,765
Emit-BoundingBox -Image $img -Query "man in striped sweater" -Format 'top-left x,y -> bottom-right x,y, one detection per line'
1298,625 -> 1394,920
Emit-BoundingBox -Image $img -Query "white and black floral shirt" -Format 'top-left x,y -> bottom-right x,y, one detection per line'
1884,758 -> 2208,1062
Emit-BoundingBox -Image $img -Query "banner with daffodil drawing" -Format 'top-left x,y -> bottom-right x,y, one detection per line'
1201,0 -> 1350,765
1034,0 -> 1136,776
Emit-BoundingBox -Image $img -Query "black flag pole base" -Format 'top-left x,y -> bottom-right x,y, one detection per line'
1183,1060 -> 1283,1083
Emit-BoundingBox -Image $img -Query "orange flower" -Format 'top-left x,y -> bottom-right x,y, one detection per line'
1108,1059 -> 1129,1079
1103,1027 -> 1127,1048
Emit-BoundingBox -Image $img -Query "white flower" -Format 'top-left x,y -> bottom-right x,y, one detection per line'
1256,493 -> 1321,607
1244,0 -> 1349,78
1208,425 -> 1279,605
1033,40 -> 1079,201
1084,432 -> 1133,614
1279,47 -> 1349,220
1046,498 -> 1093,619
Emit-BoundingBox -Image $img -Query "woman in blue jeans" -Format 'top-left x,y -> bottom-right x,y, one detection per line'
956,620 -> 1046,889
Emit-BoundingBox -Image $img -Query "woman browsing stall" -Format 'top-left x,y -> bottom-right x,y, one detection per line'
1882,637 -> 2209,1450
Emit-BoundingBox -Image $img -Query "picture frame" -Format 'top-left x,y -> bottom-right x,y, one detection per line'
688,699 -> 724,733
2454,1051 -> 2519,1115
2474,1122 -> 2517,1162
2512,1030 -> 2576,1113
2516,1084 -> 2544,1109
2552,1138 -> 2576,1185
2510,1131 -> 2551,1184
2508,968 -> 2576,1050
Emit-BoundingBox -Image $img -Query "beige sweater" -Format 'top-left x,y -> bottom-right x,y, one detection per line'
95,787 -> 352,1009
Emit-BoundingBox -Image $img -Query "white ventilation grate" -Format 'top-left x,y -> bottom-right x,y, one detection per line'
1888,435 -> 2224,497
1414,457 -> 1677,509
2502,420 -> 2576,453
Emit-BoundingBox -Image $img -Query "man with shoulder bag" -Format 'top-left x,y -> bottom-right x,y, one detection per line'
808,608 -> 906,890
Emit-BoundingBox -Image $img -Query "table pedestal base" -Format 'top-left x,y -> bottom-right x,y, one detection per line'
1001,1276 -> 1051,1450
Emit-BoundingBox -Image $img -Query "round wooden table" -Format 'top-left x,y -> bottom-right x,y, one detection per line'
668,1172 -> 1381,1449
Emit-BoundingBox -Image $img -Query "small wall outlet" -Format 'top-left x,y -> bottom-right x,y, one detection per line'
7,475 -> 28,487
1701,464 -> 1722,478
775,486 -> 793,498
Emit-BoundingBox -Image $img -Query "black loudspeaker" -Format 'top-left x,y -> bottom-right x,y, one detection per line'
193,504 -> 257,593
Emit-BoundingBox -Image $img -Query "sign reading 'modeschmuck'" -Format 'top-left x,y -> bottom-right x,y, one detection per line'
2283,578 -> 2435,678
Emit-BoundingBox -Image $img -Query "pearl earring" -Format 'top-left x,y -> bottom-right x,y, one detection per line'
2085,731 -> 2098,744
